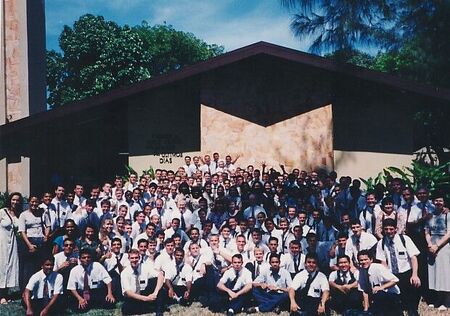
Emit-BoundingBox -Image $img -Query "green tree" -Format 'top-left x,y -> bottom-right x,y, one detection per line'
134,22 -> 224,75
46,15 -> 224,108
282,0 -> 450,164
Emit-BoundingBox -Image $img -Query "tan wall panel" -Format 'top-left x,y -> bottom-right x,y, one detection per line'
7,156 -> 29,196
334,150 -> 414,182
200,104 -> 334,172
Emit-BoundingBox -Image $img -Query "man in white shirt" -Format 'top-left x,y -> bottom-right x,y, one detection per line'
67,249 -> 115,312
50,185 -> 73,232
73,184 -> 86,207
345,219 -> 377,269
164,247 -> 193,306
249,253 -> 292,313
357,249 -> 402,315
376,218 -> 421,316
328,254 -> 362,314
23,256 -> 64,316
289,253 -> 330,315
215,254 -> 253,316
120,249 -> 165,315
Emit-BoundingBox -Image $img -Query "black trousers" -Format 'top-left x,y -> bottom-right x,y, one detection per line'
30,298 -> 64,316
396,269 -> 420,313
292,290 -> 323,316
370,291 -> 402,316
329,288 -> 363,313
108,270 -> 123,301
122,277 -> 166,315
69,287 -> 115,313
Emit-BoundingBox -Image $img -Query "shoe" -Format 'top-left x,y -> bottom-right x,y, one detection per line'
246,307 -> 258,313
274,306 -> 281,314
437,305 -> 447,311
226,309 -> 235,316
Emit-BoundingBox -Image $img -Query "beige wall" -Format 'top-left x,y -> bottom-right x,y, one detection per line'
129,104 -> 334,174
200,104 -> 334,171
334,150 -> 414,181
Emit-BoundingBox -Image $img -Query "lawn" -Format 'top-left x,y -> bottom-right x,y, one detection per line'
0,299 -> 446,315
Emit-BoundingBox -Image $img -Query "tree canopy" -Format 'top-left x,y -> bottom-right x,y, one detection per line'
282,0 -> 450,164
46,14 -> 224,108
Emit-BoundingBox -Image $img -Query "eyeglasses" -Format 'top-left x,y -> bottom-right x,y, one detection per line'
64,244 -> 74,247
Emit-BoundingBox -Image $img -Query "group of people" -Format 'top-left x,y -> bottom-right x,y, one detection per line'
0,152 -> 449,316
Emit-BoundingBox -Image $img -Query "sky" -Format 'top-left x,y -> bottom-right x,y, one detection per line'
45,0 -> 311,53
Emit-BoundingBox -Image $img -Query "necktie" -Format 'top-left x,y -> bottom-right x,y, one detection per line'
304,272 -> 316,294
387,238 -> 399,274
355,237 -> 360,251
180,214 -> 186,231
223,239 -> 227,248
271,270 -> 280,283
341,271 -> 347,284
57,202 -> 61,227
256,262 -> 260,276
406,203 -> 412,222
43,277 -> 49,303
134,269 -> 140,294
251,206 -> 255,218
294,255 -> 299,273
83,269 -> 90,301
213,253 -> 220,268
230,270 -> 240,289
116,255 -> 123,272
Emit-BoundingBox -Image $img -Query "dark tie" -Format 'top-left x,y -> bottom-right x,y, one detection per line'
83,269 -> 90,301
43,277 -> 49,303
230,270 -> 240,289
57,202 -> 61,227
256,262 -> 260,277
341,271 -> 347,284
387,238 -> 399,274
271,270 -> 280,283
134,269 -> 140,294
180,214 -> 186,231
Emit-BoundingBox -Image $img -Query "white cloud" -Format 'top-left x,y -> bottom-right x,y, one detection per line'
45,0 -> 311,53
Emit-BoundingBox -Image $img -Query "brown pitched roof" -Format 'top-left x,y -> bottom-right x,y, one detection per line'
2,41 -> 450,136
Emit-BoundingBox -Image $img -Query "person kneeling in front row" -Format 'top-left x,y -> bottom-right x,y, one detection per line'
67,249 -> 116,312
289,253 -> 329,316
120,249 -> 166,315
23,256 -> 64,316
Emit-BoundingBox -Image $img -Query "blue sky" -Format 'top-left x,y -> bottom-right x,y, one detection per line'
45,0 -> 310,53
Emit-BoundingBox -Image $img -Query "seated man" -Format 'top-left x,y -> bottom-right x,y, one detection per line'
249,253 -> 291,314
357,249 -> 402,316
67,249 -> 116,312
164,248 -> 193,306
120,249 -> 166,315
215,254 -> 253,316
23,257 -> 64,316
328,255 -> 362,314
289,253 -> 329,316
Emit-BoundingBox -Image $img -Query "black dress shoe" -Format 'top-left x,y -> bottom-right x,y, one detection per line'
246,306 -> 258,313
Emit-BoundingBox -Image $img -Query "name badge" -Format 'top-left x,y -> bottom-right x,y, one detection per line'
314,289 -> 320,293
398,251 -> 405,255
139,280 -> 145,284
91,280 -> 99,288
